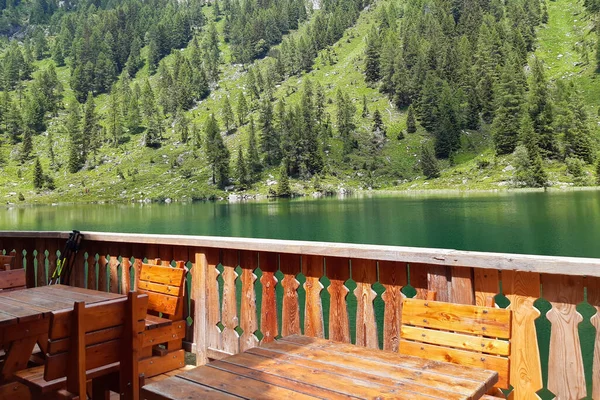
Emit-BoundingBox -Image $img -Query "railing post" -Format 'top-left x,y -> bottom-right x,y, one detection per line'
193,250 -> 208,365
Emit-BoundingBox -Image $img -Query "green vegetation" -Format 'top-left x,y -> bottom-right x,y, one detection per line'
0,0 -> 598,204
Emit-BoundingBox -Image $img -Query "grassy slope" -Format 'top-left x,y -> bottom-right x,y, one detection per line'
2,0 -> 599,205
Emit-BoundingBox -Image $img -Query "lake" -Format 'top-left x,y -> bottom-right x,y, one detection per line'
2,190 -> 600,258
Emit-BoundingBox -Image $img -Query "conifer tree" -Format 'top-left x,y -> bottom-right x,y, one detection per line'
362,95 -> 369,118
82,92 -> 100,160
236,92 -> 248,126
246,117 -> 262,182
5,97 -> 22,144
125,95 -> 142,135
204,114 -> 229,188
406,104 -> 417,133
66,101 -> 83,173
51,42 -> 65,67
222,96 -> 234,134
315,83 -> 326,125
434,82 -> 462,158
372,109 -> 385,137
20,128 -> 33,163
421,144 -> 440,179
596,160 -> 600,185
259,97 -> 280,166
520,113 -> 547,187
106,88 -> 123,146
33,158 -> 43,189
236,145 -> 249,186
364,27 -> 381,83
277,164 -> 291,197
336,89 -> 356,154
528,57 -> 558,158
246,69 -> 259,102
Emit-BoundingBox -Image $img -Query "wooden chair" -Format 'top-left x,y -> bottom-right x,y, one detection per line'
14,291 -> 148,400
0,268 -> 26,291
0,252 -> 16,270
400,298 -> 512,397
135,261 -> 187,378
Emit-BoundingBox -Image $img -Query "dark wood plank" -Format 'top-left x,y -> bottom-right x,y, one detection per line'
259,252 -> 278,344
141,376 -> 241,400
326,257 -> 350,343
279,253 -> 301,337
378,261 -> 407,352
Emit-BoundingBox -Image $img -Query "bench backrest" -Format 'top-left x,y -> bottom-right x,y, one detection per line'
0,252 -> 16,270
45,291 -> 148,399
136,262 -> 186,320
400,298 -> 512,388
0,268 -> 26,290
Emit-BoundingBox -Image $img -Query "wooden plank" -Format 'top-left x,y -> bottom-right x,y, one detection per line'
87,252 -> 98,290
587,276 -> 600,400
352,258 -> 378,348
259,252 -> 278,344
145,291 -> 179,316
450,266 -> 474,305
409,263 -> 430,299
98,254 -> 109,293
474,268 -> 499,307
139,264 -> 186,286
303,255 -> 324,338
138,280 -> 182,297
45,239 -> 60,286
35,239 -> 46,288
141,376 -> 239,400
121,257 -> 131,293
401,325 -> 510,355
279,253 -> 301,337
193,249 -> 208,365
379,261 -> 407,352
325,257 -> 350,343
139,350 -> 185,378
501,270 -> 542,397
0,381 -> 31,400
210,357 -> 356,400
0,269 -> 26,290
177,364 -> 319,399
427,264 -> 449,302
239,251 -> 259,352
399,340 -> 507,388
205,248 -> 222,357
220,249 -> 239,354
1,335 -> 38,380
109,256 -> 120,294
402,298 -> 511,338
142,321 -> 186,347
542,274 -> 586,400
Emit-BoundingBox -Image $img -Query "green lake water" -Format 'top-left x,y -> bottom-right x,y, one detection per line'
2,190 -> 600,257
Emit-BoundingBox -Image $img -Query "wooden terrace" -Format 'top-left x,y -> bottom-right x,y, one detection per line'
0,230 -> 599,399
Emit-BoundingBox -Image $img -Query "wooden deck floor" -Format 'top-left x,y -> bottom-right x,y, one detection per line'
108,365 -> 197,399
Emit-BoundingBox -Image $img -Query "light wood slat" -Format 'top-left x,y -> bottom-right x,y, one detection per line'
205,248 -> 222,354
259,252 -> 278,344
279,254 -> 301,337
379,261 -> 407,352
501,270 -> 542,397
144,291 -> 179,316
326,257 -> 350,343
450,266 -> 474,305
177,365 -> 318,399
587,276 -> 600,400
35,239 -> 46,287
303,255 -> 324,338
474,268 -> 499,307
401,325 -> 509,355
210,357 -> 358,400
216,351 -> 444,400
138,280 -> 182,297
141,375 -> 239,400
543,274 -> 586,400
251,341 -> 493,399
238,251 -> 259,352
352,258 -> 378,348
139,264 -> 186,286
193,250 -> 208,365
121,257 -> 131,293
401,298 -> 511,339
220,249 -> 239,355
109,256 -> 120,293
427,265 -> 449,302
399,340 -> 506,388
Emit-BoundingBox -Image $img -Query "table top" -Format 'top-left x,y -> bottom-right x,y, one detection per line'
141,335 -> 499,400
0,285 -> 124,328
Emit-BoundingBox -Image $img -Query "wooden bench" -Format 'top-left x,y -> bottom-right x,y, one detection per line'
14,291 -> 148,400
0,268 -> 26,291
400,298 -> 512,398
136,261 -> 187,377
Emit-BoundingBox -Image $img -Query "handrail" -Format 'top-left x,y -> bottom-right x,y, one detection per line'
0,230 -> 599,277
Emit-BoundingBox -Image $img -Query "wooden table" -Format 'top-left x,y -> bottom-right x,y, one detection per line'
141,335 -> 499,400
0,285 -> 124,383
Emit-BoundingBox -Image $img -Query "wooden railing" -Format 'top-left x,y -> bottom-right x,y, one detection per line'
0,231 -> 598,400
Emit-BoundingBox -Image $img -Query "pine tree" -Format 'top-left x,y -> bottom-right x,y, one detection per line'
364,27 -> 381,83
492,56 -> 526,155
106,88 -> 123,146
421,144 -> 440,179
236,92 -> 248,126
236,145 -> 249,186
406,104 -> 417,133
204,114 -> 230,188
259,97 -> 281,166
277,164 -> 291,197
336,89 -> 356,155
246,117 -> 262,182
315,83 -> 326,125
372,109 -> 386,137
434,82 -> 462,159
176,112 -> 190,144
147,39 -> 160,74
33,158 -> 44,189
596,160 -> 600,185
528,57 -> 558,158
222,96 -> 234,134
66,101 -> 83,173
362,95 -> 369,118
20,128 -> 33,163
5,96 -> 22,144
520,113 -> 548,187
51,42 -> 65,67
82,92 -> 100,160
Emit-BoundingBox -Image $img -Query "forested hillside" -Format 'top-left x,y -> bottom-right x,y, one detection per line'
0,0 -> 598,203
